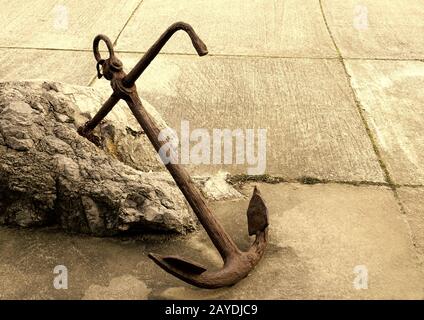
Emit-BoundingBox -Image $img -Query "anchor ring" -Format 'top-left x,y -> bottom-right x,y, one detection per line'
92,34 -> 123,78
93,34 -> 115,63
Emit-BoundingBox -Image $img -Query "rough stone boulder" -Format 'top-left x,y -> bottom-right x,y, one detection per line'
0,81 -> 196,235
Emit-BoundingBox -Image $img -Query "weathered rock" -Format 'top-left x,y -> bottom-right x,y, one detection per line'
0,81 -> 195,235
194,171 -> 242,201
47,81 -> 167,172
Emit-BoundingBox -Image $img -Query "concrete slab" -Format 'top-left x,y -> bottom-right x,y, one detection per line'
0,0 -> 140,50
0,49 -> 95,85
1,183 -> 423,299
398,187 -> 424,257
0,227 -> 160,299
321,0 -> 424,59
190,183 -> 423,299
346,60 -> 424,185
116,0 -> 337,58
92,54 -> 384,182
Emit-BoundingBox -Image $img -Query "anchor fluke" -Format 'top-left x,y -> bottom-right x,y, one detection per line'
247,186 -> 269,236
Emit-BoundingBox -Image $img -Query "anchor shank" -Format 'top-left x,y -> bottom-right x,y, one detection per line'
125,92 -> 240,260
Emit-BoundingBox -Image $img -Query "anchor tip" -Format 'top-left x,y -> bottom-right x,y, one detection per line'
247,186 -> 269,236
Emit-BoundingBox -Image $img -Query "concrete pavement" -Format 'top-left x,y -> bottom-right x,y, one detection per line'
0,0 -> 423,299
1,183 -> 423,299
322,0 -> 424,59
92,53 -> 385,181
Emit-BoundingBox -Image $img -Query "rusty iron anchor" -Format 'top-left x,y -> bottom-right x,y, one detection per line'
78,22 -> 269,289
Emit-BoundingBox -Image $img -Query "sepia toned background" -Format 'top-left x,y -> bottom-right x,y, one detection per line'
0,0 -> 423,299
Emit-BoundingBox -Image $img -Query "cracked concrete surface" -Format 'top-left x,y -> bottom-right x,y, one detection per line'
0,0 -> 424,299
